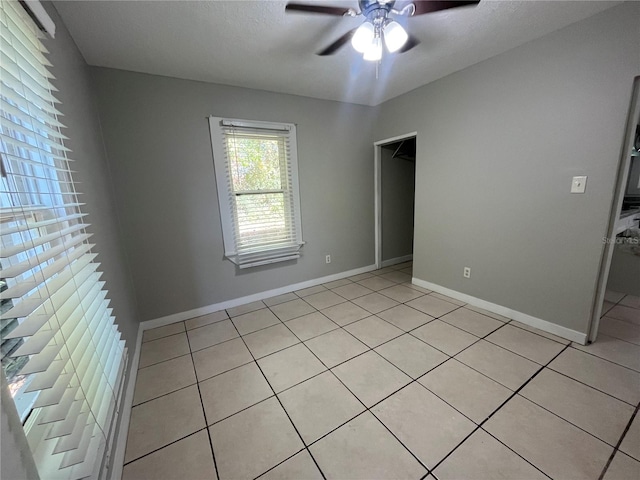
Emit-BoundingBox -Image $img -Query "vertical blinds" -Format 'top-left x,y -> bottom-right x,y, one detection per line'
0,1 -> 126,479
211,118 -> 304,268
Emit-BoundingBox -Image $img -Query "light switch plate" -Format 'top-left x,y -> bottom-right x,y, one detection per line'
571,176 -> 587,194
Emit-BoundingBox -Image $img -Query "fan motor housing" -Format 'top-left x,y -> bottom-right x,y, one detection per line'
360,0 -> 395,17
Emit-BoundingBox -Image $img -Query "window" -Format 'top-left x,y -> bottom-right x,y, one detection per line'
209,117 -> 304,268
0,1 -> 126,478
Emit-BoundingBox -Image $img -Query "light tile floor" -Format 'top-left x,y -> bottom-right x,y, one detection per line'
122,267 -> 640,480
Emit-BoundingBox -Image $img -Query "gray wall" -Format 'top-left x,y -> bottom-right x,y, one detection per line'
381,146 -> 415,261
43,3 -> 139,348
375,2 -> 640,334
90,69 -> 377,321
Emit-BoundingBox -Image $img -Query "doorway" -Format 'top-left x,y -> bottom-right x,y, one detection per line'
589,77 -> 640,343
374,133 -> 417,269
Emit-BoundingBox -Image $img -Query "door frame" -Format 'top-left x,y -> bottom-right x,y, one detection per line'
588,77 -> 640,343
374,132 -> 418,269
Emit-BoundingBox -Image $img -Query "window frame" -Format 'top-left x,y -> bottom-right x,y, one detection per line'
208,116 -> 304,268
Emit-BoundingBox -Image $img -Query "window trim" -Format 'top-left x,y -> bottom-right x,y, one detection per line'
208,116 -> 304,268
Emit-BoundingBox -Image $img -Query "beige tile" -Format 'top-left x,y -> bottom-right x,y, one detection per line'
394,261 -> 413,270
243,323 -> 300,359
399,267 -> 413,275
465,304 -> 510,322
419,359 -> 512,423
377,304 -> 434,331
456,340 -> 539,390
378,271 -> 412,284
620,414 -> 640,461
310,411 -> 426,479
608,305 -> 640,326
187,320 -> 239,352
323,278 -> 352,289
372,383 -> 475,468
270,299 -> 316,322
185,310 -> 228,330
321,301 -> 370,326
231,308 -> 281,335
486,324 -> 565,365
142,322 -> 185,343
509,320 -> 570,345
331,282 -> 374,300
192,337 -> 253,381
199,362 -> 273,424
332,351 -> 411,407
348,272 -> 374,282
605,290 -> 627,304
440,307 -> 504,337
344,316 -> 403,348
401,282 -> 431,294
357,276 -> 397,291
133,354 -> 196,406
374,266 -> 398,275
602,300 -> 616,316
226,300 -> 266,317
521,369 -> 634,446
378,284 -> 425,303
263,292 -> 298,307
351,292 -> 399,314
600,316 -> 640,345
572,333 -> 640,371
304,290 -> 346,310
210,397 -> 304,480
285,312 -> 338,341
122,430 -> 217,480
376,334 -> 448,378
484,395 -> 612,480
258,344 -> 326,393
430,292 -> 466,306
259,450 -> 323,480
278,371 -> 365,444
620,295 -> 640,309
125,385 -> 205,463
412,320 -> 479,356
138,333 -> 190,368
295,285 -> 327,297
406,295 -> 459,318
433,429 -> 546,480
304,329 -> 368,368
549,348 -> 640,405
604,451 -> 640,480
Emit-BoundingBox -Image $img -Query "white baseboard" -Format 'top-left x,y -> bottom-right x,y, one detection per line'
381,254 -> 413,269
109,324 -> 143,480
109,263 -> 378,479
140,264 -> 377,332
412,277 -> 587,345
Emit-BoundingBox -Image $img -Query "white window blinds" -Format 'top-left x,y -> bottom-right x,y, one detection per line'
209,117 -> 304,268
0,1 -> 127,479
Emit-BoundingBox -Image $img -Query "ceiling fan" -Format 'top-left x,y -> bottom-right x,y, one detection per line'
285,0 -> 480,61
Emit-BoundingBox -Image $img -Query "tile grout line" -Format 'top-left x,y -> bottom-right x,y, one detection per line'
268,301 -> 433,475
598,402 -> 640,480
425,343 -> 572,478
565,343 -> 640,374
185,324 -> 221,480
226,310 -> 329,480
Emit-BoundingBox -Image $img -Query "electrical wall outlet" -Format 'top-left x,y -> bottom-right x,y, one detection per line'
325,255 -> 331,264
463,267 -> 471,278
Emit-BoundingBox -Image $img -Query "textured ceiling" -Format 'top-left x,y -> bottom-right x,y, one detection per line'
54,0 -> 620,106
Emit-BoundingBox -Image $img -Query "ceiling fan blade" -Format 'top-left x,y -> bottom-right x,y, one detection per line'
317,29 -> 356,56
411,1 -> 480,16
398,34 -> 420,53
285,3 -> 353,16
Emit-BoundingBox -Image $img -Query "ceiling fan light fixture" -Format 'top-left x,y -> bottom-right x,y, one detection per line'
363,36 -> 382,61
383,20 -> 408,53
351,21 -> 375,53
